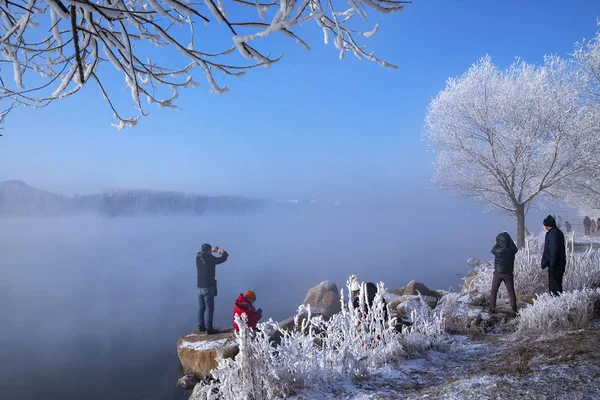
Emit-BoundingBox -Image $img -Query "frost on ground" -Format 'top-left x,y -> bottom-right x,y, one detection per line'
289,328 -> 600,400
188,260 -> 600,400
180,338 -> 231,351
191,280 -> 445,400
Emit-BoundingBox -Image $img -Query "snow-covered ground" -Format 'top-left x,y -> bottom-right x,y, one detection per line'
289,328 -> 600,399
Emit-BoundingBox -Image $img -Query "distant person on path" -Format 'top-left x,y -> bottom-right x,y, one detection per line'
196,244 -> 229,334
565,221 -> 572,233
591,219 -> 597,234
233,290 -> 262,331
541,216 -> 566,295
489,232 -> 518,316
583,216 -> 591,236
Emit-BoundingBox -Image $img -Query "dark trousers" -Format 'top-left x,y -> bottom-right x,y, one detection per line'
198,286 -> 216,330
490,272 -> 517,312
585,226 -> 591,235
548,267 -> 564,296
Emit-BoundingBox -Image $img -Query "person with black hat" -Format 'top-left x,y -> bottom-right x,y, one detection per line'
583,216 -> 591,236
564,221 -> 572,233
541,215 -> 566,295
490,232 -> 518,316
196,243 -> 229,334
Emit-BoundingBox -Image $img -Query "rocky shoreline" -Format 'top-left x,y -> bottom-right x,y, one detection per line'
175,259 -> 600,398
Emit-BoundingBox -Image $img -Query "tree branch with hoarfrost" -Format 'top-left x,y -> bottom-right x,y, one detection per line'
0,0 -> 408,129
422,55 -> 600,248
562,22 -> 600,210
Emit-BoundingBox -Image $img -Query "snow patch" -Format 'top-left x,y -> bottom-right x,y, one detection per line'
181,338 -> 230,351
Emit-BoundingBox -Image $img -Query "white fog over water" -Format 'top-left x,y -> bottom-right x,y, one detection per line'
0,204 -> 546,399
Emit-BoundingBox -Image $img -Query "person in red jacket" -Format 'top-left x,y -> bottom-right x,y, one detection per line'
233,290 -> 262,331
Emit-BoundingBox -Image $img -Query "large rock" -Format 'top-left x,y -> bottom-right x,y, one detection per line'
403,281 -> 442,300
462,275 -> 478,294
440,296 -> 520,334
397,299 -> 432,320
176,375 -> 197,391
301,281 -> 341,319
177,330 -> 239,378
466,258 -> 481,267
383,287 -> 405,304
388,297 -> 404,311
278,309 -> 328,333
396,294 -> 438,309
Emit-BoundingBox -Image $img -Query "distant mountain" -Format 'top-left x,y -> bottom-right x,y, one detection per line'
0,181 -> 266,217
0,180 -> 69,216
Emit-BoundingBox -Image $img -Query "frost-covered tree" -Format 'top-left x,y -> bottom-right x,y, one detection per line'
0,0 -> 408,128
423,55 -> 600,248
563,23 -> 600,210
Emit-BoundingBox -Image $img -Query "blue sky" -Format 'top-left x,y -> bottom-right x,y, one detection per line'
1,0 -> 599,202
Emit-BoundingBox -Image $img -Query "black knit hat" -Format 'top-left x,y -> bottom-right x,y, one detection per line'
543,215 -> 556,227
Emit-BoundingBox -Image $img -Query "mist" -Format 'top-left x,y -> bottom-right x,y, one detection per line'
0,195 -> 549,400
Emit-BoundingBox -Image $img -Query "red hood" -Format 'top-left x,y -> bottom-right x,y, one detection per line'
235,293 -> 253,308
233,293 -> 260,331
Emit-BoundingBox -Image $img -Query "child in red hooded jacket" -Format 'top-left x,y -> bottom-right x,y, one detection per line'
233,290 -> 262,331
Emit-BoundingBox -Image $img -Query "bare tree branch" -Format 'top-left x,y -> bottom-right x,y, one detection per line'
0,0 -> 410,128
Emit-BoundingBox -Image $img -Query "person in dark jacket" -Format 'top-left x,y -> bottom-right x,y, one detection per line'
490,232 -> 518,315
564,221 -> 572,233
233,290 -> 262,331
541,215 -> 566,295
583,216 -> 591,236
196,243 -> 229,334
353,282 -> 388,322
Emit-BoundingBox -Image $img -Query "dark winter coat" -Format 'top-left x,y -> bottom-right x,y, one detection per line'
583,216 -> 591,228
541,227 -> 566,273
491,232 -> 518,274
352,295 -> 389,322
233,293 -> 262,331
196,250 -> 228,288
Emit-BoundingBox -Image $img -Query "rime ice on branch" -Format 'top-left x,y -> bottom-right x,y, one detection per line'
0,0 -> 408,128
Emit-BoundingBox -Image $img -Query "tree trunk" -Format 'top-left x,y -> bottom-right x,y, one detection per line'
516,203 -> 526,248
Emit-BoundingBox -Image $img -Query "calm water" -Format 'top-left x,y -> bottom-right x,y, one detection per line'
0,206 -> 517,399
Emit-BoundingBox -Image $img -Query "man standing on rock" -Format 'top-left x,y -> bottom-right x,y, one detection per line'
196,243 -> 228,334
541,216 -> 566,295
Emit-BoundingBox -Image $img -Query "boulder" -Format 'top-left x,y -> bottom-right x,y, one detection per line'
397,299 -> 432,320
396,294 -> 438,309
467,292 -> 489,307
301,281 -> 341,319
176,375 -> 197,391
462,274 -> 479,294
278,309 -> 328,332
177,329 -> 239,378
403,281 -> 442,300
388,297 -> 404,311
466,257 -> 481,267
386,287 -> 405,297
440,297 -> 519,334
383,288 -> 404,304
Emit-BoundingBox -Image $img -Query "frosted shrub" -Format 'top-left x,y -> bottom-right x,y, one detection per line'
192,279 -> 445,400
400,299 -> 446,353
516,288 -> 600,335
